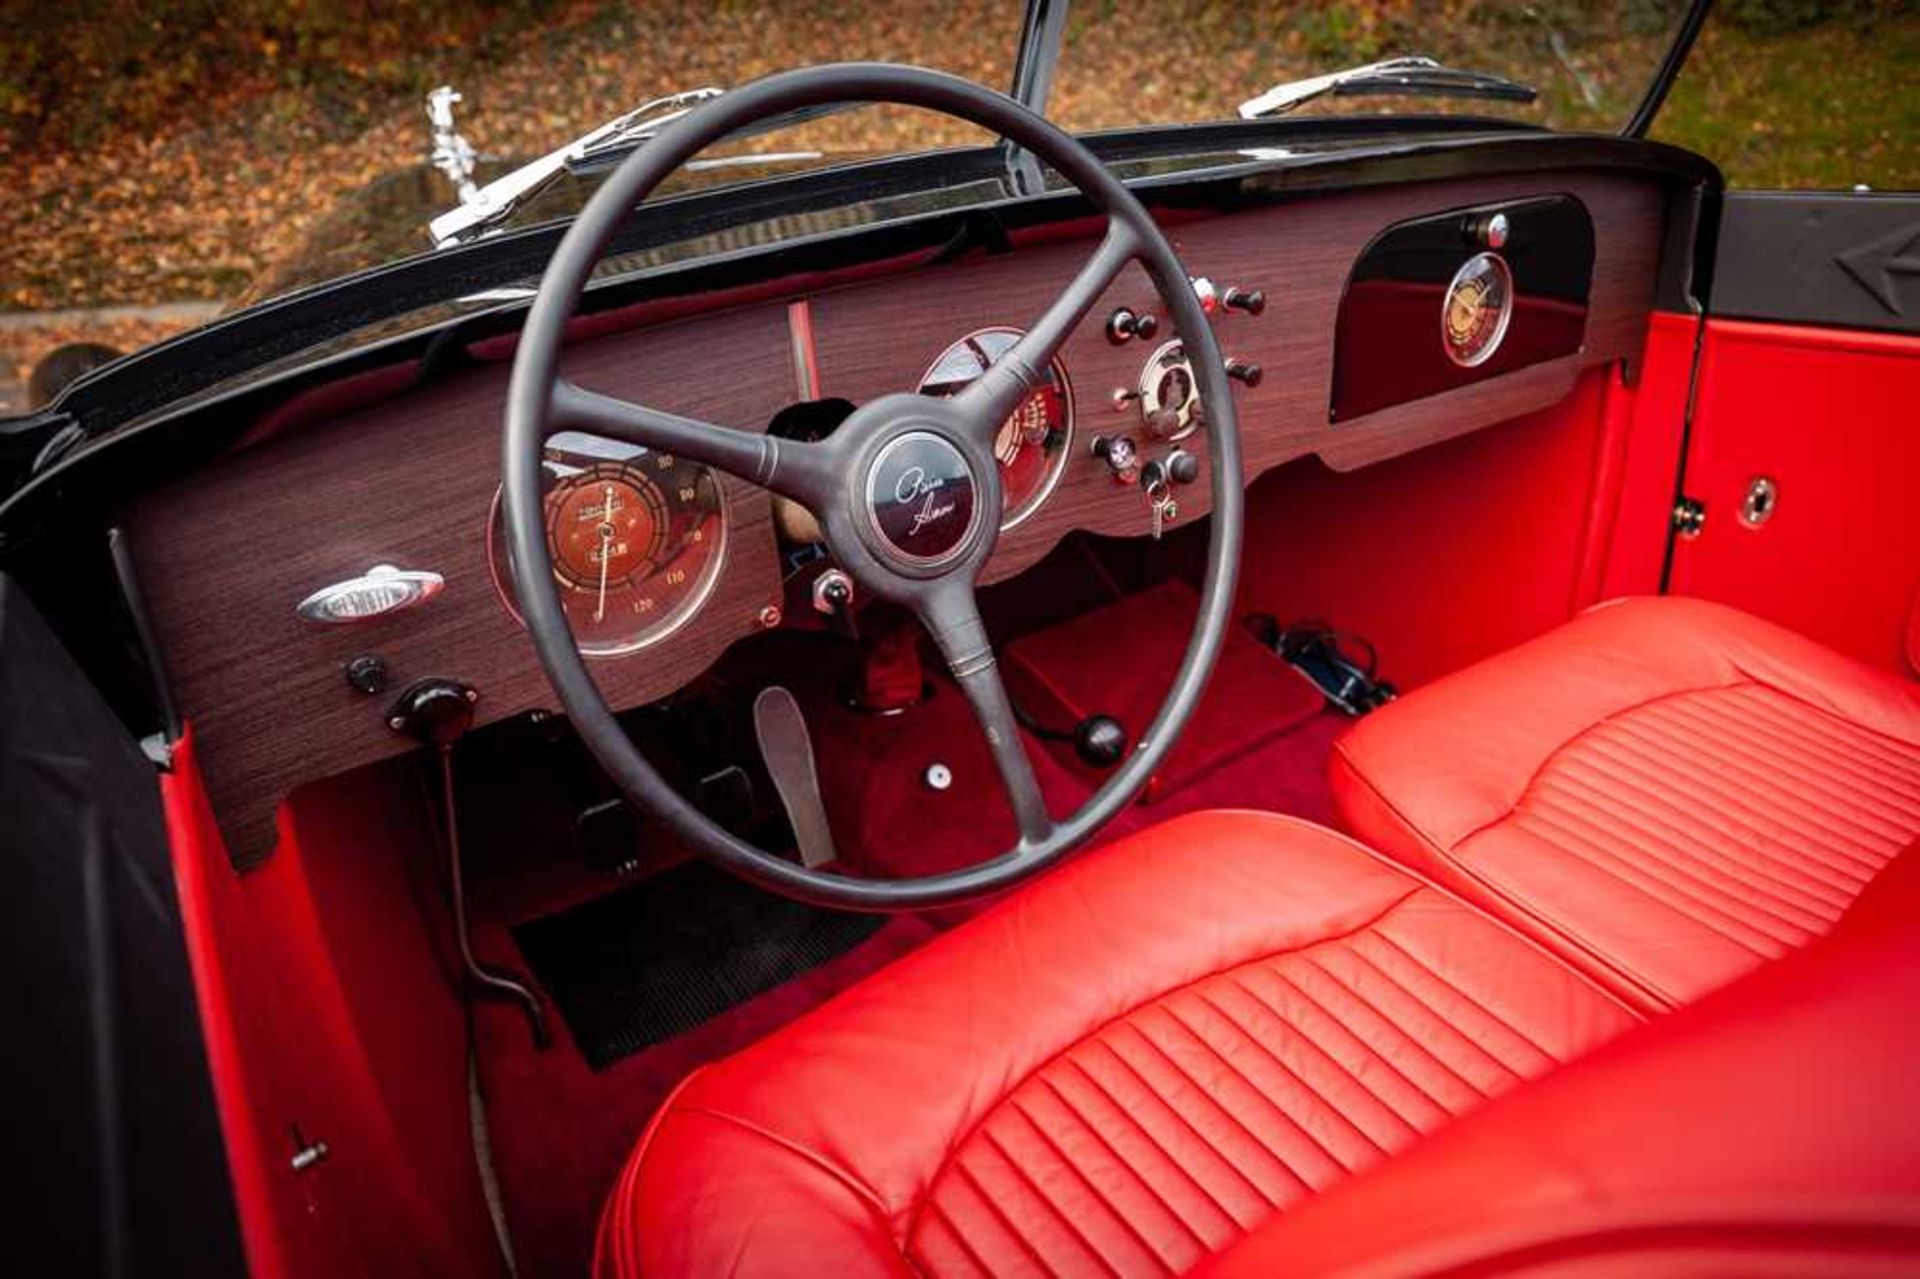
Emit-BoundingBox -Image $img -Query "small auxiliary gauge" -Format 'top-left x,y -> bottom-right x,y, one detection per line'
1137,340 -> 1201,440
1441,251 -> 1515,368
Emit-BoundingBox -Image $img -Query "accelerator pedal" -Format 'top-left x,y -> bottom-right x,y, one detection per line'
753,686 -> 837,868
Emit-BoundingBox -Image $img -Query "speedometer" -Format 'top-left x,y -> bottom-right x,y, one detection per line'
487,431 -> 727,656
917,327 -> 1073,528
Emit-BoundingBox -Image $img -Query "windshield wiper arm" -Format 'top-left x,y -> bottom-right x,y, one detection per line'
428,86 -> 725,248
1238,55 -> 1536,120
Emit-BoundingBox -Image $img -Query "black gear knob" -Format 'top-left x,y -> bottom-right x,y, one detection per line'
1073,714 -> 1129,769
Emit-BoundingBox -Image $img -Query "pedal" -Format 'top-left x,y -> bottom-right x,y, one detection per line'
575,797 -> 638,874
752,686 -> 837,868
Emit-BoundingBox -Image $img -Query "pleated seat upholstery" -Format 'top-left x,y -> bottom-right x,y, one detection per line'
1331,596 -> 1920,1011
595,812 -> 1638,1277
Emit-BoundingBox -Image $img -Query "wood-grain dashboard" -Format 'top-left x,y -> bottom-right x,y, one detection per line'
130,167 -> 1664,862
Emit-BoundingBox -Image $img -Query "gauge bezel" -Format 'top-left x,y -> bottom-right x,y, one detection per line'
915,324 -> 1075,530
1138,339 -> 1202,442
1441,250 -> 1515,369
485,436 -> 730,659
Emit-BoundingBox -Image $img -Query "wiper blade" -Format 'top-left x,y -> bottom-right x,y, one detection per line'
565,101 -> 852,175
1238,55 -> 1537,120
428,86 -> 725,248
426,87 -> 869,248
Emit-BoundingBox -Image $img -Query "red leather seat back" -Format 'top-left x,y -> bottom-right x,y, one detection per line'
1196,899 -> 1920,1277
1330,596 -> 1920,1011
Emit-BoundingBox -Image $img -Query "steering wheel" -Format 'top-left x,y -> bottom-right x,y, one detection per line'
504,63 -> 1243,910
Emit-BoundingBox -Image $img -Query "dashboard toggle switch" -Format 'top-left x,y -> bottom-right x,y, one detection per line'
1222,285 -> 1266,315
1105,307 -> 1159,344
1226,357 -> 1264,388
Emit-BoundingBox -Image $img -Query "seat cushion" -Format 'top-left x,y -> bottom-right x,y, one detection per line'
1196,883 -> 1920,1278
596,811 -> 1638,1278
1331,596 -> 1920,1013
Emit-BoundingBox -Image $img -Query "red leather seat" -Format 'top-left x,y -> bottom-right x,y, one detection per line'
597,812 -> 1640,1277
1195,861 -> 1920,1277
1331,596 -> 1920,1012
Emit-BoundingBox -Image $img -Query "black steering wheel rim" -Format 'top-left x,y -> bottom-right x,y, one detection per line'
504,62 -> 1244,910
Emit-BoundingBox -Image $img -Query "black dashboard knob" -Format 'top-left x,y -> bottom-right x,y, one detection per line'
1222,286 -> 1266,316
1226,357 -> 1264,388
344,653 -> 390,695
1105,307 -> 1159,344
1165,449 -> 1201,485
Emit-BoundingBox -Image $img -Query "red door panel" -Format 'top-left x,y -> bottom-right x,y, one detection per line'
1669,318 -> 1920,676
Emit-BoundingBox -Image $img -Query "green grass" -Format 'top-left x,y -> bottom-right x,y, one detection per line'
1653,13 -> 1919,189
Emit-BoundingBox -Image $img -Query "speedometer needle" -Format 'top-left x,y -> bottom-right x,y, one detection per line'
593,484 -> 615,622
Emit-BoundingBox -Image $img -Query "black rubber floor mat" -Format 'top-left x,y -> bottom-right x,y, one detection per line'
512,860 -> 886,1071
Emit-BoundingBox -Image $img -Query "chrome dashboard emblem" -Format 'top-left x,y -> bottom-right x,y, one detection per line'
864,431 -> 981,568
296,564 -> 444,624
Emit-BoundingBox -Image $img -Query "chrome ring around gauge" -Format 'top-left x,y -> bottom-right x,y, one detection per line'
486,430 -> 728,657
1442,251 -> 1515,368
1138,339 -> 1201,440
915,326 -> 1073,528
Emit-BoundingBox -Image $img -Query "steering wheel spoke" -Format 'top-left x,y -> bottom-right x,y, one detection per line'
916,580 -> 1054,846
504,64 -> 1241,910
551,379 -> 838,508
956,218 -> 1141,432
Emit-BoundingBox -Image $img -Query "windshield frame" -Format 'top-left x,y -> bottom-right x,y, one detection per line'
1009,0 -> 1717,142
5,0 -> 1722,454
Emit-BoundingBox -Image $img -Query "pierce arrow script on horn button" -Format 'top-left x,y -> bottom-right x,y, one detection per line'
864,431 -> 981,567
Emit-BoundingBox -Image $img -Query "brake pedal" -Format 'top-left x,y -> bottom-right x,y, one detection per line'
752,686 -> 837,868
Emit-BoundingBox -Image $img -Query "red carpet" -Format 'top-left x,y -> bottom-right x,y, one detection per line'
470,904 -> 937,1278
470,648 -> 1348,1275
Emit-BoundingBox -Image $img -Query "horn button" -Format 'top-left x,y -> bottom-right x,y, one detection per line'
861,430 -> 985,571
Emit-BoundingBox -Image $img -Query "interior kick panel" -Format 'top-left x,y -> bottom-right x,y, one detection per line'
1711,191 -> 1920,334
1667,318 -> 1920,675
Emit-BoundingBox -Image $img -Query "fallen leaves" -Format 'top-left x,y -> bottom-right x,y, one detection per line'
2,0 -> 1913,380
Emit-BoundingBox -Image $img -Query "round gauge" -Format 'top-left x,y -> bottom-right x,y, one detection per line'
916,327 -> 1073,528
1138,339 -> 1201,440
487,431 -> 727,657
1442,251 -> 1514,368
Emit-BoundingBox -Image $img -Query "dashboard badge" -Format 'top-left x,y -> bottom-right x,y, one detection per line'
296,565 -> 444,624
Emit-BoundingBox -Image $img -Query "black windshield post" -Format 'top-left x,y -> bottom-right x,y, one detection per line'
1621,0 -> 1714,138
1003,0 -> 1070,193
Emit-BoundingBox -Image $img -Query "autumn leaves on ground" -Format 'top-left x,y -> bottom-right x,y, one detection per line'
3,1 -> 1915,394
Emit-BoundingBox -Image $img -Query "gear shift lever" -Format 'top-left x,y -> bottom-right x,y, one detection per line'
390,678 -> 550,1048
